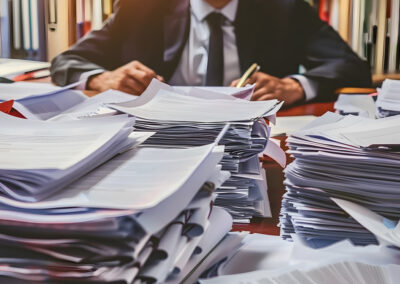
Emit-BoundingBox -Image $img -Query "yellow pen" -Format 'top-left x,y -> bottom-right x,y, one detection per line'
236,63 -> 260,88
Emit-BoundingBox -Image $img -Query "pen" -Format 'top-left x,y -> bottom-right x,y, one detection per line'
236,63 -> 260,88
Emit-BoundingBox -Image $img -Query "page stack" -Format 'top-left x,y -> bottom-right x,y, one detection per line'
0,111 -> 245,283
111,80 -> 282,223
280,112 -> 400,247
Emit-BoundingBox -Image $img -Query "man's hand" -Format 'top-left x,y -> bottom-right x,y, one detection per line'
87,61 -> 164,95
231,72 -> 305,106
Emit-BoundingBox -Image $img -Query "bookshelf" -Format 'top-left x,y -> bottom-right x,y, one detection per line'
0,0 -> 114,62
309,0 -> 400,80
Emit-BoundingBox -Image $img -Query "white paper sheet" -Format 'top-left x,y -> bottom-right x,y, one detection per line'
0,113 -> 134,170
110,79 -> 280,122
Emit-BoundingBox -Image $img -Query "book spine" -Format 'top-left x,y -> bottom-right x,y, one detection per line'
0,0 -> 11,57
389,0 -> 400,72
375,0 -> 388,74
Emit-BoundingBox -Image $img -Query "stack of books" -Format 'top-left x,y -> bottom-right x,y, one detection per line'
280,112 -> 400,247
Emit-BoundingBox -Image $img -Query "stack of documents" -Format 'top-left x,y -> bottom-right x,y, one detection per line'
0,113 -> 140,202
0,59 -> 50,78
0,82 -> 136,121
333,198 -> 400,249
334,94 -> 376,118
376,79 -> 400,118
110,80 -> 282,222
279,112 -> 400,247
49,89 -> 134,121
0,115 -> 237,284
200,234 -> 400,283
0,82 -> 85,120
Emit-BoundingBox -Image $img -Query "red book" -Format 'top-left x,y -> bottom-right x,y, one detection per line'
319,0 -> 330,23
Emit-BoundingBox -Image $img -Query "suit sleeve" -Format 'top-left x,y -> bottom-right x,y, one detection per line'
292,0 -> 372,101
50,1 -> 123,86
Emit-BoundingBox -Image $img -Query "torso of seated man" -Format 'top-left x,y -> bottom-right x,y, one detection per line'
51,0 -> 371,106
88,0 -> 305,106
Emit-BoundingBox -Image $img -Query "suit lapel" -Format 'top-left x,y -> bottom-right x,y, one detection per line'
235,0 -> 281,75
235,0 -> 254,74
163,0 -> 190,69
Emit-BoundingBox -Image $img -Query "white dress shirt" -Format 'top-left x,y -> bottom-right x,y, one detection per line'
169,0 -> 241,87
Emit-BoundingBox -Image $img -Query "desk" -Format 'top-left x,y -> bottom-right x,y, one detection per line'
232,102 -> 335,235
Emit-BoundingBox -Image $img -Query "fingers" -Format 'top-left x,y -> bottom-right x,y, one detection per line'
230,79 -> 240,87
125,60 -> 163,87
115,76 -> 145,95
251,92 -> 276,101
157,75 -> 165,82
251,87 -> 277,101
126,68 -> 154,87
249,72 -> 274,91
131,61 -> 157,77
251,83 -> 278,101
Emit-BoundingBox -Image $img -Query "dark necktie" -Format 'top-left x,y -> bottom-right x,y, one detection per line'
205,12 -> 224,86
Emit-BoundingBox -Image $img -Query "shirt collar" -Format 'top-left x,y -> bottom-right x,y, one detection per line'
190,0 -> 238,23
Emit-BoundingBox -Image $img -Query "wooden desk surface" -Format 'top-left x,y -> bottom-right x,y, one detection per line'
232,102 -> 335,235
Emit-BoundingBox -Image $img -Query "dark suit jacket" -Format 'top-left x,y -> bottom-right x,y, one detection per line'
51,0 -> 372,101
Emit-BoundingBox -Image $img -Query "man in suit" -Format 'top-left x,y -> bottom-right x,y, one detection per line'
51,0 -> 372,106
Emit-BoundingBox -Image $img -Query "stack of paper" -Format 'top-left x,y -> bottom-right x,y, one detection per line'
49,89 -> 135,121
173,85 -> 255,100
279,112 -> 400,247
0,82 -> 85,120
334,94 -> 376,118
376,79 -> 400,118
200,234 -> 400,283
0,113 -> 138,202
333,198 -> 400,248
0,129 -> 239,283
0,58 -> 50,77
110,80 -> 282,222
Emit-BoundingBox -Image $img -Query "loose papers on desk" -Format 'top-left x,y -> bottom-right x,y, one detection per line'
280,112 -> 400,247
0,142 -> 236,283
173,84 -> 255,100
376,79 -> 400,118
334,94 -> 376,118
110,79 -> 282,222
0,113 -> 139,202
200,234 -> 400,284
0,81 -> 85,120
0,58 -> 50,77
50,89 -> 134,121
334,79 -> 400,119
270,115 -> 317,137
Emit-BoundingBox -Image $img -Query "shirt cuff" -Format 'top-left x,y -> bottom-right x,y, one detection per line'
75,69 -> 105,90
290,75 -> 318,101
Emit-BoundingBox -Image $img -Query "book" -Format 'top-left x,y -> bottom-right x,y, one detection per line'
46,0 -> 75,61
375,0 -> 388,74
0,0 -> 11,58
389,0 -> 400,72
